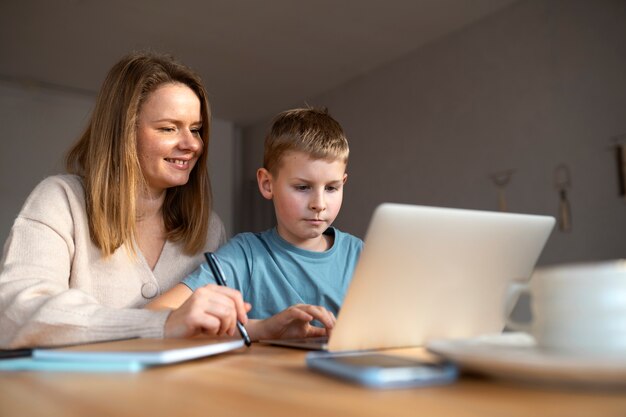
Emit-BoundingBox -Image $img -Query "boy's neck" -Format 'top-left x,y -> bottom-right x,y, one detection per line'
276,227 -> 334,252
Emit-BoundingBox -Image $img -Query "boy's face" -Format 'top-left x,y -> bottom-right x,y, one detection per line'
257,151 -> 347,251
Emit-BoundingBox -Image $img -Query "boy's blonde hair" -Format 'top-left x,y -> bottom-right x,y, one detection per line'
66,51 -> 212,257
263,107 -> 349,174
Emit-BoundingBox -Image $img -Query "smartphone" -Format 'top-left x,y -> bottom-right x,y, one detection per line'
306,351 -> 458,389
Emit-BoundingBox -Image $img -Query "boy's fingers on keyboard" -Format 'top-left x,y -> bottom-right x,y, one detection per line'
286,305 -> 314,323
297,305 -> 335,329
305,326 -> 327,338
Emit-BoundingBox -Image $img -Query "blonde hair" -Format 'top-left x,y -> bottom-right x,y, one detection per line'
66,51 -> 212,256
263,107 -> 349,174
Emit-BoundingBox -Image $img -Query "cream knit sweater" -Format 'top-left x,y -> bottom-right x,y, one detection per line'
0,175 -> 225,349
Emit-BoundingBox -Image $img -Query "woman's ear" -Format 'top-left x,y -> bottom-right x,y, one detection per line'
256,168 -> 274,200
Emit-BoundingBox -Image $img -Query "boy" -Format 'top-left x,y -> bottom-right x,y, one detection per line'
147,107 -> 363,341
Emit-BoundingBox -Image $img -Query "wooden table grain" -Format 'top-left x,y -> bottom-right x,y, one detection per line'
1,343 -> 625,417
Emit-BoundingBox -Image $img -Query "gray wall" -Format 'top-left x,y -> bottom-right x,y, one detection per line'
0,81 -> 238,242
240,0 -> 626,266
0,81 -> 92,242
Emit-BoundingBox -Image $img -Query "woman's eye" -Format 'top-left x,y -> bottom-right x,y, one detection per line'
159,127 -> 176,132
191,128 -> 202,136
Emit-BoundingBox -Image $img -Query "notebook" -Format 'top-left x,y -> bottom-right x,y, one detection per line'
31,336 -> 244,365
262,203 -> 555,352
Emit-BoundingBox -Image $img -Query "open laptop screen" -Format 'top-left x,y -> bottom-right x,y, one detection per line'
263,203 -> 555,352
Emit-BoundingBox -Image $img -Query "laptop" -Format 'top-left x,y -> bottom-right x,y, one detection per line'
261,203 -> 555,352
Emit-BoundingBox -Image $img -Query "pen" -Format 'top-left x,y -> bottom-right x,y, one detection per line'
0,348 -> 32,360
203,252 -> 252,347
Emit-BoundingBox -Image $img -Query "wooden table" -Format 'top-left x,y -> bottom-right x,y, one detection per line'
1,343 -> 625,417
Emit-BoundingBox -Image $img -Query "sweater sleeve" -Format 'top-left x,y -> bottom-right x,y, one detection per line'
0,177 -> 171,349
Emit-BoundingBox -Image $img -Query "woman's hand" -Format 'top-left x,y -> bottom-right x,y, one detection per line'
163,284 -> 251,338
247,304 -> 336,341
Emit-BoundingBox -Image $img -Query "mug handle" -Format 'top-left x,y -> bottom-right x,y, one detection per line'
504,280 -> 532,333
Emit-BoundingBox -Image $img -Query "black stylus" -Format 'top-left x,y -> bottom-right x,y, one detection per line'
204,252 -> 252,347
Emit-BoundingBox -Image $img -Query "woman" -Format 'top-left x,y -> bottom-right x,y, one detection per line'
0,52 -> 248,349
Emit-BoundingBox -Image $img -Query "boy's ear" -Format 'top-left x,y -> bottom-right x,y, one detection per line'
342,172 -> 348,184
256,168 -> 274,200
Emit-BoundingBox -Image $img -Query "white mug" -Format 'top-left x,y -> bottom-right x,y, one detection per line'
506,259 -> 626,355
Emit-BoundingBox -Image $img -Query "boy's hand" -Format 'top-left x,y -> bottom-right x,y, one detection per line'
163,284 -> 251,339
248,304 -> 336,341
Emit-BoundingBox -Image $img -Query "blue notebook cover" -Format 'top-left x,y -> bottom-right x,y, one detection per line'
0,357 -> 145,372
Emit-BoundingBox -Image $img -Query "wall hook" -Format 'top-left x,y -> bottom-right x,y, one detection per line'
489,169 -> 514,212
554,164 -> 572,232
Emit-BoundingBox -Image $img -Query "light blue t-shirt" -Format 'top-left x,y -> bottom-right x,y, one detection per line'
182,227 -> 363,319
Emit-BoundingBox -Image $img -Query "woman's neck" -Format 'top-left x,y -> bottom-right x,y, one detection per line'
137,190 -> 166,221
135,190 -> 167,269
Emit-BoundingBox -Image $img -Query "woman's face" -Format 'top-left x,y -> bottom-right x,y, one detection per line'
136,82 -> 203,197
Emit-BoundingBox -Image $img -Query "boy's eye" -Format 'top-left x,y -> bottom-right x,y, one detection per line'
294,185 -> 310,191
326,185 -> 338,192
